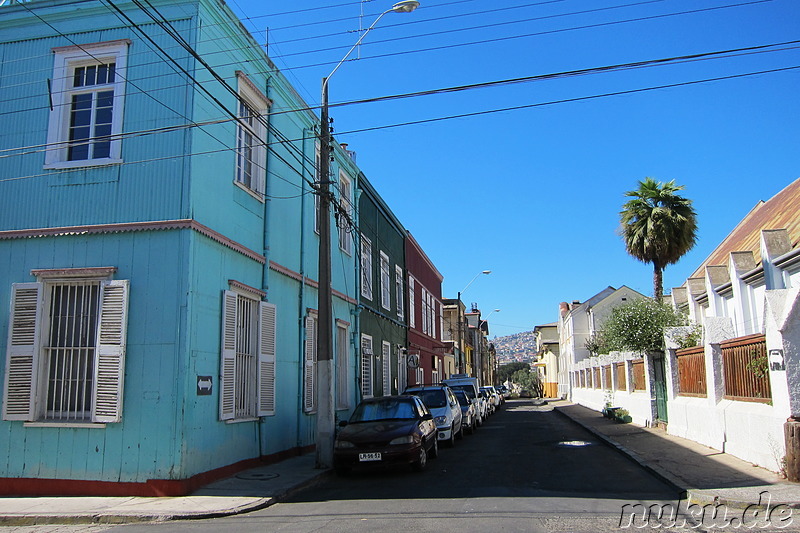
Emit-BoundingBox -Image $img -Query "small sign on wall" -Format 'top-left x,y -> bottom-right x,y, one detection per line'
197,376 -> 213,395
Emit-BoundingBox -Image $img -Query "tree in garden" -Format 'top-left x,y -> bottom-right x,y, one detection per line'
620,177 -> 698,300
596,297 -> 689,354
510,368 -> 543,397
497,362 -> 530,384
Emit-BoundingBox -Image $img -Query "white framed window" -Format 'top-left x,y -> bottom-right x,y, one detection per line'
382,341 -> 391,396
360,335 -> 373,398
303,313 -> 317,413
220,290 -> 277,421
45,40 -> 129,168
408,277 -> 416,329
395,265 -> 404,320
337,171 -> 353,254
3,276 -> 129,424
421,287 -> 430,335
336,321 -> 350,410
235,73 -> 268,195
360,236 -> 373,300
380,252 -> 391,310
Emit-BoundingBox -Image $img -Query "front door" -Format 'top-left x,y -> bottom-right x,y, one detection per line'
651,354 -> 668,423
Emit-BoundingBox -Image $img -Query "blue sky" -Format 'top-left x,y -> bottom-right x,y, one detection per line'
230,0 -> 799,337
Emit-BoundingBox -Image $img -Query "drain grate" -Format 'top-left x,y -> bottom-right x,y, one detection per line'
235,471 -> 280,481
556,440 -> 595,447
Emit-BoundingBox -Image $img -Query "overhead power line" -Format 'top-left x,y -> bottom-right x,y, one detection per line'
336,65 -> 800,137
281,0 -> 774,72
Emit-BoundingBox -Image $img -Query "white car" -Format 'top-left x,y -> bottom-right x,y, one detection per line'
404,385 -> 463,447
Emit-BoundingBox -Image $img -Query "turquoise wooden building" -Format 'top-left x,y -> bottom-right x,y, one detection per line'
0,0 -> 360,495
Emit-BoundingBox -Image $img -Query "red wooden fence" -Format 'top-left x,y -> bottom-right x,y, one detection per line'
721,334 -> 771,403
676,345 -> 706,397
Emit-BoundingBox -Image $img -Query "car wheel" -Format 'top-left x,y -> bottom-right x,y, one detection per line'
467,418 -> 474,434
412,445 -> 428,471
429,437 -> 439,459
447,424 -> 456,447
456,421 -> 464,440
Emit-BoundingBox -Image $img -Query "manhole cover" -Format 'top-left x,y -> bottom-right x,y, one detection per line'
556,440 -> 595,447
235,472 -> 280,480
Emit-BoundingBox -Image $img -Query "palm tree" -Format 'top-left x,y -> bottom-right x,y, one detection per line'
620,177 -> 698,300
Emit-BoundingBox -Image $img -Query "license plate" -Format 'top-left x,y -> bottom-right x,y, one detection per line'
358,452 -> 382,462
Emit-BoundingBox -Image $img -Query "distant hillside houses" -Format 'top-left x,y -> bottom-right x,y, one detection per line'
493,331 -> 538,363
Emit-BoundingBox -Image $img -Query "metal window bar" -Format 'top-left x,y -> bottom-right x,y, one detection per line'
44,281 -> 99,421
235,296 -> 257,418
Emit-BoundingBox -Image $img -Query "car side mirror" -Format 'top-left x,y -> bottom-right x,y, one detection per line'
421,413 -> 433,421
338,420 -> 348,428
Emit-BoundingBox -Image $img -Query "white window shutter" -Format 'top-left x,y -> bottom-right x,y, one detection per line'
3,283 -> 43,421
220,290 -> 237,421
303,316 -> 316,413
257,302 -> 277,416
382,342 -> 391,395
360,336 -> 373,398
92,280 -> 129,423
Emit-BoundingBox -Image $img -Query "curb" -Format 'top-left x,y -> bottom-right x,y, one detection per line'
0,468 -> 332,526
552,405 -> 798,513
552,404 -> 687,495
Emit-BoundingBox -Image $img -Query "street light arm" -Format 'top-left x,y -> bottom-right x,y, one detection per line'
323,8 -> 393,90
459,270 -> 491,295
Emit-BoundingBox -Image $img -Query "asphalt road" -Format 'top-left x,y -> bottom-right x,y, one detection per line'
95,398 -> 687,532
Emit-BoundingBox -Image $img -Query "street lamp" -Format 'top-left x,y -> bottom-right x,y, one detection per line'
316,0 -> 420,470
456,270 -> 490,374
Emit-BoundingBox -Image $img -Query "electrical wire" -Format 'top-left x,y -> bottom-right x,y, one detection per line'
281,0 -> 774,72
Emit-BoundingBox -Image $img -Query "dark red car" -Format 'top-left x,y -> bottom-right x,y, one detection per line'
333,395 -> 438,475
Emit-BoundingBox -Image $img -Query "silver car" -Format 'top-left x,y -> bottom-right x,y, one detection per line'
404,385 -> 464,447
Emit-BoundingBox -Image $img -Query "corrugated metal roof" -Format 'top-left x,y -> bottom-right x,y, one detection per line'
691,177 -> 800,277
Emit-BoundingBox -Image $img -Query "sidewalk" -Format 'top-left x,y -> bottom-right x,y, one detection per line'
0,453 -> 329,526
551,399 -> 800,511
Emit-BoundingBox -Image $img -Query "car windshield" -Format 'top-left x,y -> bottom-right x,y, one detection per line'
350,399 -> 418,422
453,391 -> 470,407
449,385 -> 476,399
406,389 -> 447,408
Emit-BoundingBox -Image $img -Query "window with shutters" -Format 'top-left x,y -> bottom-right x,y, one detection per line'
379,252 -> 391,310
360,236 -> 373,300
45,41 -> 128,168
360,334 -> 373,398
408,277 -> 416,329
219,290 -> 276,421
2,275 -> 129,424
235,73 -> 269,196
382,341 -> 391,396
303,313 -> 317,413
395,265 -> 404,320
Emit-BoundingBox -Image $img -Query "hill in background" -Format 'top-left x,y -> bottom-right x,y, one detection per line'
491,331 -> 538,364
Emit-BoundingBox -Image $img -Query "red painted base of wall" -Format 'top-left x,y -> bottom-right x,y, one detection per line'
0,445 -> 315,497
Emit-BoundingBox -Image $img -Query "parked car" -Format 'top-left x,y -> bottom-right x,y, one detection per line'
486,385 -> 504,405
482,386 -> 502,409
333,395 -> 438,475
442,374 -> 485,425
452,388 -> 477,434
480,387 -> 498,414
404,385 -> 463,447
497,385 -> 511,400
479,388 -> 494,415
